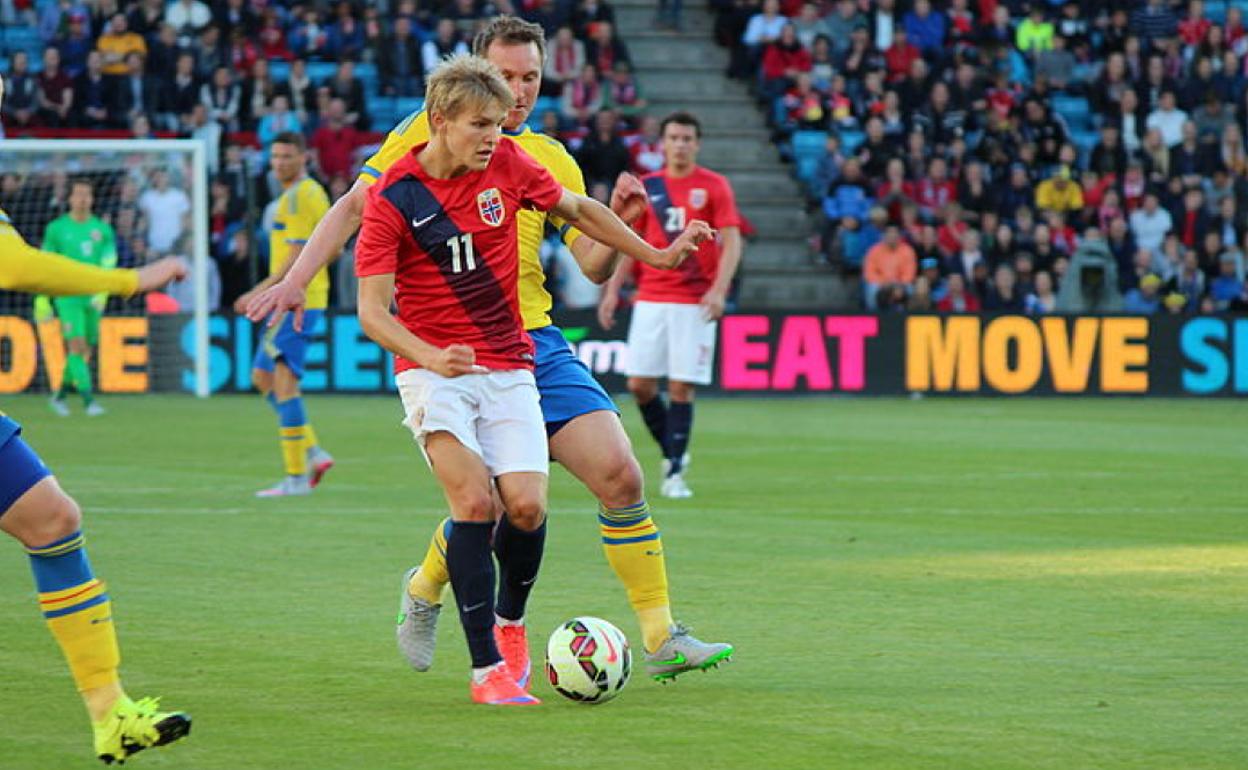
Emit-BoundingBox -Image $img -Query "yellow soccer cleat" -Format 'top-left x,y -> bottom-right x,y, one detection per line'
93,696 -> 191,765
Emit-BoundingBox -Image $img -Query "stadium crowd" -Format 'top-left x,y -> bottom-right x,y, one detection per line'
712,0 -> 1248,314
0,0 -> 657,311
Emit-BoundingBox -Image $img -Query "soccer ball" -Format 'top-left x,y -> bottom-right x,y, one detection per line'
545,616 -> 631,704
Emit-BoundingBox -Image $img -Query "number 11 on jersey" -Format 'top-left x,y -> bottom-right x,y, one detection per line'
446,233 -> 477,273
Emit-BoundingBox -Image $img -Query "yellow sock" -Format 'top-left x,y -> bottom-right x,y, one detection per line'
27,532 -> 123,715
279,426 -> 308,475
599,502 -> 674,652
407,517 -> 451,604
305,424 -> 320,451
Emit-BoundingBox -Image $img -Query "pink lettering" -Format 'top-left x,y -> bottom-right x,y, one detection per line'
719,315 -> 771,389
772,316 -> 832,390
825,316 -> 879,391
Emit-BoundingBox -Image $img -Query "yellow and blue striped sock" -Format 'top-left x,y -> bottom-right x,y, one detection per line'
599,501 -> 673,652
27,531 -> 120,694
275,397 -> 309,476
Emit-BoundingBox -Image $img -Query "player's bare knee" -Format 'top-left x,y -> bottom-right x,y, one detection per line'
627,378 -> 658,403
505,497 -> 546,530
452,491 -> 495,523
251,369 -> 272,394
669,381 -> 697,402
596,454 -> 644,508
26,490 -> 83,545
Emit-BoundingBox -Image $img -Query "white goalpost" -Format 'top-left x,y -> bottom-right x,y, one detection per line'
0,138 -> 211,397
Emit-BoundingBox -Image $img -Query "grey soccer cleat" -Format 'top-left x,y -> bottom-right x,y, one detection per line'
660,472 -> 693,499
255,475 -> 310,497
396,566 -> 441,672
49,395 -> 70,417
644,623 -> 733,682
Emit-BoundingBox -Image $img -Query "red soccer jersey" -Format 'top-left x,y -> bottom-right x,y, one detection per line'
632,166 -> 741,304
355,140 -> 564,373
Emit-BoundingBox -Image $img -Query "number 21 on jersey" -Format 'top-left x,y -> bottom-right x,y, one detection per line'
664,206 -> 686,233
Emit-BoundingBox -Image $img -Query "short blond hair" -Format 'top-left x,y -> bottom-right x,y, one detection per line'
424,53 -> 514,121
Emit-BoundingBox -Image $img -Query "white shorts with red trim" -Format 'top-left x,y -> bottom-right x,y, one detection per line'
396,368 -> 548,476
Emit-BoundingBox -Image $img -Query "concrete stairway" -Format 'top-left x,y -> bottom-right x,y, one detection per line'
612,0 -> 853,309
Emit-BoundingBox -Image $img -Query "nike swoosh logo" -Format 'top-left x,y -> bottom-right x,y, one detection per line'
463,601 -> 487,612
411,213 -> 436,228
649,195 -> 664,201
520,578 -> 536,586
651,652 -> 686,667
90,616 -> 113,625
645,550 -> 664,557
604,632 -> 619,663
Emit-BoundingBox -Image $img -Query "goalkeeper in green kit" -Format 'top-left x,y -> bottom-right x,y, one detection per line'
39,179 -> 117,417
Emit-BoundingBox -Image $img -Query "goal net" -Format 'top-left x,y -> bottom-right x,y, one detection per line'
0,139 -> 210,397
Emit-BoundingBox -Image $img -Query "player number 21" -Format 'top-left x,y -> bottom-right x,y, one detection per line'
445,233 -> 477,273
665,206 -> 686,233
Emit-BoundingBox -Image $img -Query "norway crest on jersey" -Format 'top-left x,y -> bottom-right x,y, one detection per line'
477,188 -> 505,227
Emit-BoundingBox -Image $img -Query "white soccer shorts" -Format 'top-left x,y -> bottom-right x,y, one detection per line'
396,368 -> 549,476
625,300 -> 717,385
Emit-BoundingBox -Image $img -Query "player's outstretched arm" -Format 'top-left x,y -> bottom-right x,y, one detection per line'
551,190 -> 713,271
568,172 -> 648,284
244,180 -> 369,326
357,274 -> 484,378
1,237 -> 185,297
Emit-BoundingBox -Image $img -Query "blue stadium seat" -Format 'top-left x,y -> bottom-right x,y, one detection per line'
395,96 -> 424,120
307,61 -> 338,83
268,60 -> 291,84
1052,95 -> 1091,132
1072,128 -> 1099,167
791,130 -> 827,156
368,95 -> 397,128
838,129 -> 865,154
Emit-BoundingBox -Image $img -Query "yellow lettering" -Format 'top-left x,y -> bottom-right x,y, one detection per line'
1100,317 -> 1149,392
1042,317 -> 1098,392
982,317 -> 1043,393
906,316 -> 981,391
35,319 -> 66,392
0,317 -> 38,394
98,317 -> 149,393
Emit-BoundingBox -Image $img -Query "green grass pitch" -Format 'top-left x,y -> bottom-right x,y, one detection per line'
0,394 -> 1245,769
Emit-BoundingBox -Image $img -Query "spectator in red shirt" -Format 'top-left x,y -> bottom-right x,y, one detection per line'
761,24 -> 811,100
36,47 -> 74,127
884,28 -> 921,84
907,156 -> 957,221
1179,0 -> 1211,47
310,97 -> 363,184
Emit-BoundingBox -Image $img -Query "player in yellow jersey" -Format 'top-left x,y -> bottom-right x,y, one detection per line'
246,16 -> 733,684
234,132 -> 336,498
0,87 -> 192,762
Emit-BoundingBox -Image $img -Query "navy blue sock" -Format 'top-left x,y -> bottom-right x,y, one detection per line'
638,395 -> 668,455
494,514 -> 546,622
445,521 -> 501,669
666,401 -> 693,474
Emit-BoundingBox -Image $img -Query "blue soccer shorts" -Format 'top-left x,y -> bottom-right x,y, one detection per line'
530,325 -> 618,437
0,417 -> 53,516
252,310 -> 324,379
